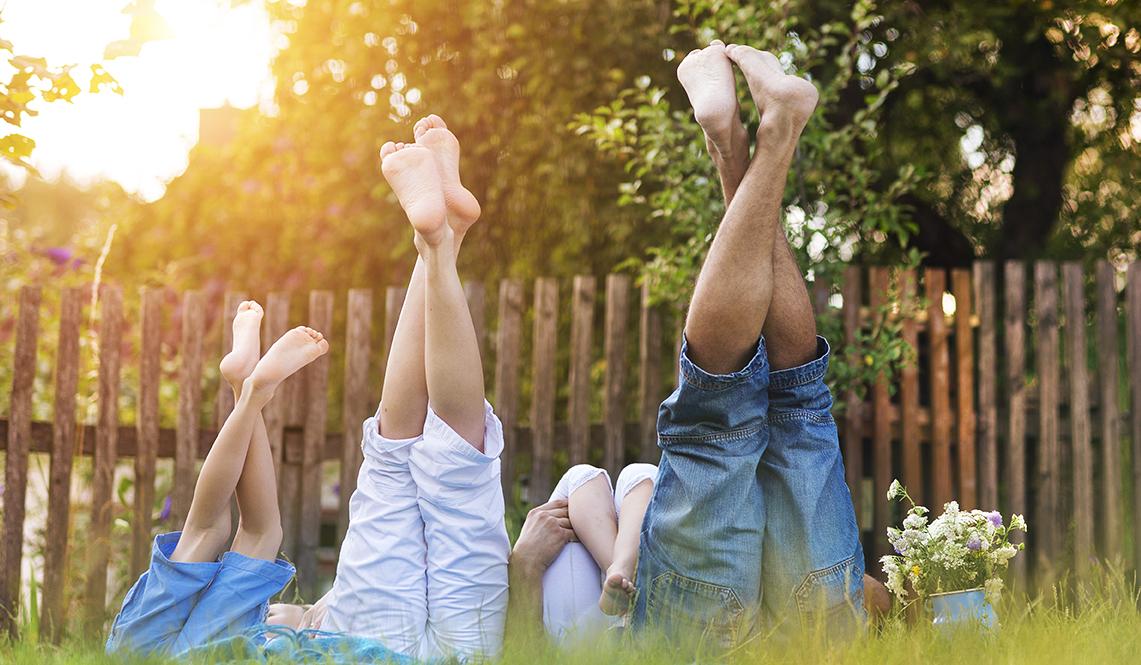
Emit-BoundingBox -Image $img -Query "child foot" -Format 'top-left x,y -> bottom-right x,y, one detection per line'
413,114 -> 481,242
247,326 -> 329,398
380,141 -> 449,247
598,570 -> 635,616
219,300 -> 263,392
677,40 -> 748,161
724,44 -> 818,140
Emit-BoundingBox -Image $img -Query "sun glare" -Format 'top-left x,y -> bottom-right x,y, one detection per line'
2,0 -> 276,201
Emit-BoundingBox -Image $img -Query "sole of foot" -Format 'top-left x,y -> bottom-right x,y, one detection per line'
219,300 -> 263,390
380,141 -> 450,247
247,326 -> 329,397
413,114 -> 481,239
677,40 -> 747,158
599,571 -> 635,616
724,44 -> 818,139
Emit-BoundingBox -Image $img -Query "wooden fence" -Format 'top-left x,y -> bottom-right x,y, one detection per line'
2,261 -> 1140,639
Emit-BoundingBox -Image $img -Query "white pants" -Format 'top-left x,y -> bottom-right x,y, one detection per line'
541,463 -> 658,644
324,402 -> 510,661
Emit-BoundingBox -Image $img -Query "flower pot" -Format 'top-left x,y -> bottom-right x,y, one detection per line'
927,588 -> 998,635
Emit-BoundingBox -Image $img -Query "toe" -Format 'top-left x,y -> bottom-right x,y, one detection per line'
427,113 -> 446,128
379,141 -> 396,158
710,38 -> 724,46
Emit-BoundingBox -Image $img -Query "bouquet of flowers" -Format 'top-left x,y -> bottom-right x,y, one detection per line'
879,480 -> 1027,605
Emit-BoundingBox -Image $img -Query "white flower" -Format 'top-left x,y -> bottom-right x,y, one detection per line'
990,544 -> 1018,564
984,577 -> 1004,604
903,513 -> 928,530
887,479 -> 905,501
1010,514 -> 1028,532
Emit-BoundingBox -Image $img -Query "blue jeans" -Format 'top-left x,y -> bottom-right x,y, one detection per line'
631,336 -> 863,646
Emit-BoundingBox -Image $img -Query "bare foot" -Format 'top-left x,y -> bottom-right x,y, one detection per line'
380,141 -> 449,247
413,114 -> 481,242
219,300 -> 263,392
246,326 -> 329,398
724,44 -> 818,140
598,570 -> 635,616
677,40 -> 749,166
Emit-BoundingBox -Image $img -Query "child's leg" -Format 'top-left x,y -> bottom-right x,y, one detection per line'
172,323 -> 328,564
558,465 -> 617,572
600,463 -> 657,615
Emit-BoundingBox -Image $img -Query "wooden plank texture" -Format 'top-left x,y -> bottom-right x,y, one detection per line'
297,291 -> 332,597
40,287 -> 82,641
174,291 -> 205,527
530,278 -> 558,502
132,288 -> 163,578
1,286 -> 40,636
638,283 -> 663,463
494,280 -> 524,496
927,268 -> 952,510
1094,261 -> 1121,557
567,276 -> 595,466
1034,262 -> 1061,579
973,262 -> 999,509
1063,263 -> 1093,577
952,268 -> 977,507
899,270 -> 922,499
603,274 -> 631,475
1004,262 -> 1028,588
869,267 -> 892,562
338,289 -> 372,544
1127,263 -> 1141,572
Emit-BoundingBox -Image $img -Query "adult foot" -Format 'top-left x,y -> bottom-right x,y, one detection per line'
246,326 -> 329,399
724,44 -> 818,140
413,114 -> 481,242
598,569 -> 635,616
219,300 -> 263,392
380,141 -> 449,247
677,40 -> 749,165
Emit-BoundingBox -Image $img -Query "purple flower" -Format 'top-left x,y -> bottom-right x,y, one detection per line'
987,511 -> 1003,527
333,482 -> 341,498
967,535 -> 982,551
44,246 -> 73,265
159,495 -> 172,522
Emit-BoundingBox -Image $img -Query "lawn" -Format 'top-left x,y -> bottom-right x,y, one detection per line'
4,574 -> 1139,665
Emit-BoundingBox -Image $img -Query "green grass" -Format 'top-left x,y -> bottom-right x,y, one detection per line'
5,574 -> 1140,664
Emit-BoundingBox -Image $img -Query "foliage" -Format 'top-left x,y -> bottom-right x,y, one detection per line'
574,0 -> 921,397
881,480 -> 1027,605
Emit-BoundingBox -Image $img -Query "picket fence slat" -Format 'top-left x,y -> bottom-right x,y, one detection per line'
952,268 -> 976,508
175,291 -> 205,528
296,292 -> 333,596
530,278 -> 558,501
899,270 -> 921,498
1127,264 -> 1141,572
1,286 -> 40,637
869,267 -> 892,561
41,287 -> 82,641
567,276 -> 595,467
927,269 -> 952,509
1094,261 -> 1121,557
338,289 -> 372,544
133,288 -> 164,578
1064,263 -> 1093,578
637,283 -> 662,464
973,262 -> 998,509
1004,261 -> 1028,588
1034,262 -> 1061,580
603,274 -> 631,476
494,280 -> 524,496
85,285 -> 123,631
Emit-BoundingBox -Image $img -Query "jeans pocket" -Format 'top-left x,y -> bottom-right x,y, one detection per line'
646,571 -> 746,649
793,554 -> 863,627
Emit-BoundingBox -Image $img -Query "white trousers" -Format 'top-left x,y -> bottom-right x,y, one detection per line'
324,402 -> 510,661
541,463 -> 658,644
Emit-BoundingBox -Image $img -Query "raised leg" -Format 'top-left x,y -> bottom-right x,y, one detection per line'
172,323 -> 328,564
599,463 -> 657,616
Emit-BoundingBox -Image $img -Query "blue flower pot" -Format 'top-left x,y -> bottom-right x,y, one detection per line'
927,588 -> 998,636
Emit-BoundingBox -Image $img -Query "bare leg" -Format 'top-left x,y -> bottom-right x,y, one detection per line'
378,116 -> 480,440
173,325 -> 329,563
566,473 -> 618,572
599,478 -> 652,616
680,42 -> 818,371
682,43 -> 817,375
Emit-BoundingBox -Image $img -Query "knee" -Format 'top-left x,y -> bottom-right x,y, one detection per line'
550,464 -> 609,502
615,463 -> 658,500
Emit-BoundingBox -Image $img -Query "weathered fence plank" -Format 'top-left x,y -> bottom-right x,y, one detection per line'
1095,261 -> 1121,557
869,267 -> 892,561
41,287 -> 82,641
338,289 -> 372,543
494,280 -> 524,496
1127,263 -> 1141,573
530,278 -> 558,501
297,291 -> 333,597
841,266 -> 863,528
1004,262 -> 1028,588
567,276 -> 595,467
899,270 -> 922,498
132,288 -> 163,578
1,286 -> 40,636
952,269 -> 976,508
1063,263 -> 1093,578
174,291 -> 206,527
637,283 -> 663,464
973,262 -> 998,509
603,274 -> 631,476
1034,262 -> 1061,580
85,285 -> 123,632
927,269 -> 952,510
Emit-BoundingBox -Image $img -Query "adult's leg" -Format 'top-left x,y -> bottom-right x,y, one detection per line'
631,42 -> 818,648
680,41 -> 817,371
172,324 -> 327,564
599,463 -> 656,616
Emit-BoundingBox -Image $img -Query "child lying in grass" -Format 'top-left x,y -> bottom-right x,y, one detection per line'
106,308 -> 328,657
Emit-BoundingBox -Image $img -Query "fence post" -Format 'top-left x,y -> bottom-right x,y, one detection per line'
495,280 -> 524,497
926,269 -> 952,510
133,288 -> 164,578
1126,263 -> 1141,573
603,274 -> 631,476
637,283 -> 663,464
84,285 -> 123,633
952,269 -> 976,508
298,291 -> 333,598
1,286 -> 40,637
1004,262 -> 1028,589
1063,263 -> 1093,578
973,262 -> 999,510
1095,261 -> 1121,558
567,276 -> 595,467
174,291 -> 205,527
1034,262 -> 1061,582
41,287 -> 82,642
869,267 -> 892,563
899,270 -> 922,499
530,278 -> 559,502
339,289 -> 373,544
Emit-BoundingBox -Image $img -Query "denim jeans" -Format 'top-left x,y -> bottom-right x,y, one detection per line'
631,335 -> 863,647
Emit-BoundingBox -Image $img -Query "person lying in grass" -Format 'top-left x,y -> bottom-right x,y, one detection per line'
106,310 -> 329,657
